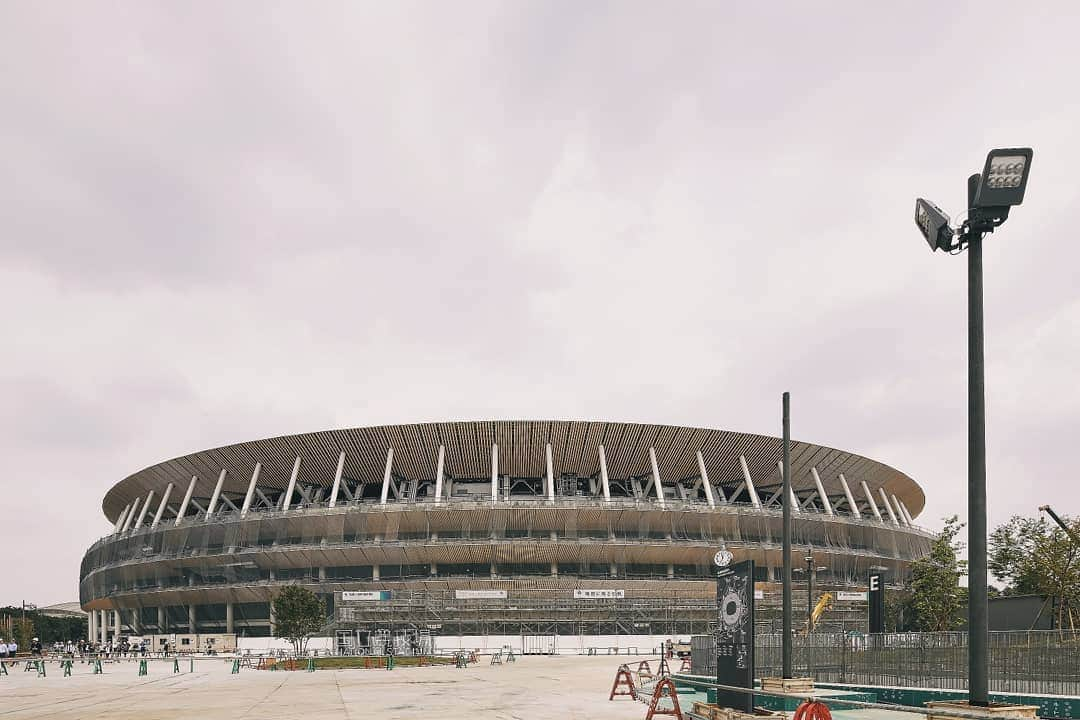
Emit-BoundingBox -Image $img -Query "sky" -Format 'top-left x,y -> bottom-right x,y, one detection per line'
1,1 -> 1078,607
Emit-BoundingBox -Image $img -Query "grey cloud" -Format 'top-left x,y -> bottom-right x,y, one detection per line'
1,0 -> 1078,605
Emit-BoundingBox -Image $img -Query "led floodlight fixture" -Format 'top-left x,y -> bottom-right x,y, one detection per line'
973,147 -> 1033,211
915,198 -> 953,252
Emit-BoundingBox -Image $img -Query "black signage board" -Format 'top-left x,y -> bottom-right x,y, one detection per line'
715,559 -> 754,712
868,571 -> 885,634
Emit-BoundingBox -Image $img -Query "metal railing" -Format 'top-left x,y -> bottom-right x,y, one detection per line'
87,497 -> 932,551
693,631 -> 1080,696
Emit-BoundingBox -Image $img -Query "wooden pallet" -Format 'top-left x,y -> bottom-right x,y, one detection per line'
759,677 -> 814,694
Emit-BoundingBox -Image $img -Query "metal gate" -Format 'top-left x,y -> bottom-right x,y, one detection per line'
521,634 -> 557,655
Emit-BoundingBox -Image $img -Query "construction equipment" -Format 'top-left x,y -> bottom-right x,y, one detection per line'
1039,506 -> 1080,546
802,592 -> 834,635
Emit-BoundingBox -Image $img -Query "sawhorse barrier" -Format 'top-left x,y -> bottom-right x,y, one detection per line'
644,677 -> 683,720
139,660 -> 148,676
62,660 -> 73,677
609,664 -> 638,701
23,660 -> 46,677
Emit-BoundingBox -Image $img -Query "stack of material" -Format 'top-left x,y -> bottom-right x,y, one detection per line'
691,703 -> 789,720
760,678 -> 815,694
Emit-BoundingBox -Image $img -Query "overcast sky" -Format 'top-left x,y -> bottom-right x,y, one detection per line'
2,2 -> 1078,607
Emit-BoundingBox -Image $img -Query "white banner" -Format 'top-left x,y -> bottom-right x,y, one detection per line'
341,591 -> 391,601
754,590 -> 764,600
454,590 -> 507,599
836,591 -> 867,601
573,589 -> 625,599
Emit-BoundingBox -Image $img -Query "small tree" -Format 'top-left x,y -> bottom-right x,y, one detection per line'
909,515 -> 967,631
990,514 -> 1080,631
272,586 -> 326,655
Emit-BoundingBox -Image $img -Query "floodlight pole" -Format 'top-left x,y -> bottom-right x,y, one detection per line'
782,391 -> 792,679
966,173 -> 989,707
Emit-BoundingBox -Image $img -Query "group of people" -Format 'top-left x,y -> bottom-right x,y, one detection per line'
0,637 -> 157,660
0,637 -> 44,658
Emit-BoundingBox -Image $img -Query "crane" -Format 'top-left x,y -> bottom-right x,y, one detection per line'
1039,506 -> 1080,547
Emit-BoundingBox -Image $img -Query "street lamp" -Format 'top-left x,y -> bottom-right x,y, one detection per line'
913,147 -> 1033,708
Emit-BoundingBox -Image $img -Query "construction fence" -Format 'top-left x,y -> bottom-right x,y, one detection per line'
692,631 -> 1080,696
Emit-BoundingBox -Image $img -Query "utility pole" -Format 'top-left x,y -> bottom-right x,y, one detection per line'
782,391 -> 792,679
965,174 -> 989,707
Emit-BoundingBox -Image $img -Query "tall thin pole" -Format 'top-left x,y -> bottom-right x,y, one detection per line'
968,228 -> 988,706
782,391 -> 792,679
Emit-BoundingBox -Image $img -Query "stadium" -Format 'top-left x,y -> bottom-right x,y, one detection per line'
79,420 -> 932,652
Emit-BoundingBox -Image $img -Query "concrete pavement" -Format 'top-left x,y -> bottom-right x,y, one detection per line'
0,654 -> 650,719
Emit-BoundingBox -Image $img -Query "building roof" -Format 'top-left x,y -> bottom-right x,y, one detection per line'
102,420 -> 924,522
39,602 -> 87,618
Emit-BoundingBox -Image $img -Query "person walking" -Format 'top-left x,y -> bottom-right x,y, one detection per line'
7,638 -> 17,659
0,638 -> 8,661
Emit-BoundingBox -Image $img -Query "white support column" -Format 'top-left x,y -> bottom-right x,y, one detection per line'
648,447 -> 665,506
545,443 -> 556,502
151,483 -> 174,529
891,494 -> 910,527
328,451 -> 346,508
778,461 -> 801,513
898,498 -> 915,526
133,490 -> 154,531
433,445 -> 445,503
282,456 -> 302,512
226,602 -> 234,634
174,475 -> 198,526
206,469 -> 227,517
879,488 -> 899,525
112,504 -> 131,535
379,448 -> 394,505
696,451 -> 715,508
598,445 -> 612,502
810,467 -> 834,515
490,444 -> 499,503
240,464 -> 261,518
121,497 -> 141,533
861,480 -> 883,521
739,455 -> 762,508
114,609 -> 121,639
88,608 -> 95,641
838,473 -> 860,519
99,610 -> 106,644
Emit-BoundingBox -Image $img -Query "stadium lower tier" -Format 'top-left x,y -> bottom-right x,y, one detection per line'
82,579 -> 883,641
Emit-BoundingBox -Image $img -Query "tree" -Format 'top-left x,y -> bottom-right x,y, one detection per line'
0,606 -> 87,644
272,586 -> 326,655
908,515 -> 967,631
990,514 -> 1080,631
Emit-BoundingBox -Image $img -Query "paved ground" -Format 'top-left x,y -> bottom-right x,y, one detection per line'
0,655 -> 653,719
